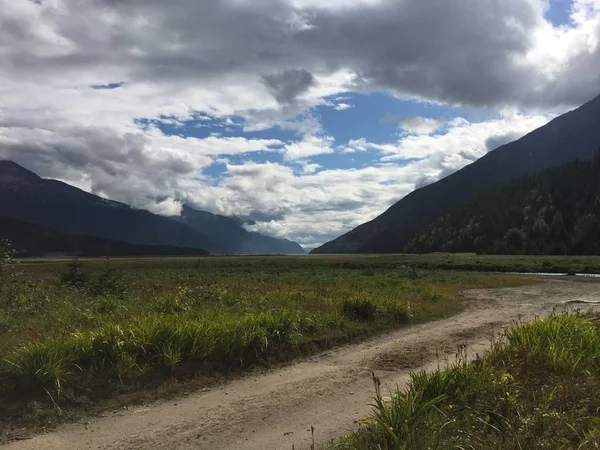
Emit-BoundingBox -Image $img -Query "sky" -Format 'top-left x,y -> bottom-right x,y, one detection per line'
1,0 -> 600,249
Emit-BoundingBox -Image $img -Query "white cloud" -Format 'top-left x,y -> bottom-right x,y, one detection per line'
283,135 -> 335,160
343,138 -> 397,154
144,198 -> 184,217
382,113 -> 553,161
295,161 -> 322,173
179,110 -> 551,245
0,0 -> 599,247
334,103 -> 352,111
399,116 -> 446,135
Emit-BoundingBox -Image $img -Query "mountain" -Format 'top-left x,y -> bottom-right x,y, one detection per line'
0,216 -> 208,257
405,155 -> 600,255
0,161 -> 305,255
0,161 -> 213,251
178,205 -> 305,254
312,93 -> 600,254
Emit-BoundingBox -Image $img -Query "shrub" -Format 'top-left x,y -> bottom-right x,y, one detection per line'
382,300 -> 413,323
0,239 -> 23,306
88,258 -> 127,299
60,258 -> 87,287
505,313 -> 600,374
342,298 -> 377,321
1,341 -> 70,393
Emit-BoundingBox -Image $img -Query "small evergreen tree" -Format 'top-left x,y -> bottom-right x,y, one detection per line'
88,257 -> 127,298
0,239 -> 22,305
60,257 -> 87,287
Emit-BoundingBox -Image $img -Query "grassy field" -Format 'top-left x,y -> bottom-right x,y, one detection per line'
335,312 -> 600,449
18,252 -> 600,273
0,253 -> 530,433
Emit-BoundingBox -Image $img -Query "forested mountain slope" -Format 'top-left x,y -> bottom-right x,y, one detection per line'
405,155 -> 600,255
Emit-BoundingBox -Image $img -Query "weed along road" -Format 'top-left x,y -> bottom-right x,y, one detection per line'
4,278 -> 599,450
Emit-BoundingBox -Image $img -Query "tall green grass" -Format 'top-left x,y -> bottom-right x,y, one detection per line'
1,309 -> 323,393
0,255 -> 528,430
336,313 -> 600,450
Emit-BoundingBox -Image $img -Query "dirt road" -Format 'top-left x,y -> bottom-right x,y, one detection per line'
5,278 -> 600,450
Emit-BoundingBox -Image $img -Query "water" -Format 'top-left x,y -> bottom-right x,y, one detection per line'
510,272 -> 600,278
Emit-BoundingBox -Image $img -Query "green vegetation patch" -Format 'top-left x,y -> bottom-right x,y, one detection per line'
0,251 -> 527,430
337,313 -> 600,450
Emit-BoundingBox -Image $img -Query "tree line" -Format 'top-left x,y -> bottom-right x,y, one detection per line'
406,151 -> 600,255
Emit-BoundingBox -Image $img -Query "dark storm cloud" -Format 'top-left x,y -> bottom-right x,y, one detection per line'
3,0 -> 600,109
262,69 -> 316,104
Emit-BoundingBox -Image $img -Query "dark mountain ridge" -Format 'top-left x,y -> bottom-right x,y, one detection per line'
178,205 -> 305,254
405,155 -> 600,255
0,215 -> 208,257
0,161 -> 215,252
0,161 -> 305,255
312,93 -> 600,254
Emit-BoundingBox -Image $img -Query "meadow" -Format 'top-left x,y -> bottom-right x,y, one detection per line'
335,312 -> 600,449
0,252 -> 530,433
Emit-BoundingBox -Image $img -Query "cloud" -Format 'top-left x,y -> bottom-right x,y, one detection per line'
399,116 -> 446,135
144,198 -> 184,217
1,0 -> 599,248
262,69 -> 316,104
182,111 -> 551,245
283,135 -> 334,160
343,138 -> 397,154
382,113 -> 552,161
295,161 -> 322,173
3,0 -> 600,115
485,132 -> 525,150
334,102 -> 352,111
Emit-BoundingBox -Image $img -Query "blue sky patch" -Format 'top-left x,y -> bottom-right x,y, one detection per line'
546,0 -> 571,26
90,81 -> 125,90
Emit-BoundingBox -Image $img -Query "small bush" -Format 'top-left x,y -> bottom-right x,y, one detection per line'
0,239 -> 24,306
88,258 -> 127,299
1,341 -> 69,393
342,298 -> 377,321
382,300 -> 413,323
60,258 -> 87,287
505,313 -> 600,373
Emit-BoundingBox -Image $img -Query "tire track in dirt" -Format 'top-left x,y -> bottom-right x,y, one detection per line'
4,278 -> 599,450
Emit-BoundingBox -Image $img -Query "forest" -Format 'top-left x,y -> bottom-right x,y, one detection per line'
405,152 -> 600,255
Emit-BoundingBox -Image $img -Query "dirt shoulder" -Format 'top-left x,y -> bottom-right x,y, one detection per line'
4,278 -> 599,450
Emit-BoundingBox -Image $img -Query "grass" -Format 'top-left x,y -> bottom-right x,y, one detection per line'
335,312 -> 600,449
19,252 -> 600,274
0,254 -> 529,435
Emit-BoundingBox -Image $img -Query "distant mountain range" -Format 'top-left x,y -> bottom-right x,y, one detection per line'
312,92 -> 600,254
0,161 -> 304,255
0,216 -> 208,257
178,206 -> 303,255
